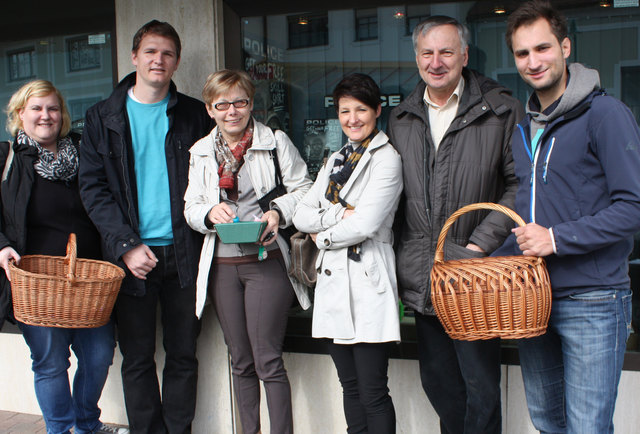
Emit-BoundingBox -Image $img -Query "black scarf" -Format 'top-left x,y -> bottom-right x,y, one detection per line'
17,130 -> 78,182
325,129 -> 378,261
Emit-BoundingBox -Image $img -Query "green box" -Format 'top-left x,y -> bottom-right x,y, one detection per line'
214,221 -> 267,244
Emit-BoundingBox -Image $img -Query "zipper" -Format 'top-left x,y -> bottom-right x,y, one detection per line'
423,129 -> 431,226
542,137 -> 556,184
121,137 -> 135,227
517,124 -> 542,223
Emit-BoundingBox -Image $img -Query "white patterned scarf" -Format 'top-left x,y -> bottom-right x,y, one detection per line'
17,130 -> 78,181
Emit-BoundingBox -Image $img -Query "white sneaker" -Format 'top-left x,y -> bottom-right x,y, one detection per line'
95,424 -> 130,434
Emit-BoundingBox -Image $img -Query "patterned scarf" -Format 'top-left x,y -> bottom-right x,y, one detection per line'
325,128 -> 378,261
215,120 -> 254,200
17,129 -> 78,182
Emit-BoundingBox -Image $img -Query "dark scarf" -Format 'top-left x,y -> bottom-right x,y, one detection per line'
215,120 -> 254,200
17,130 -> 78,181
325,129 -> 378,261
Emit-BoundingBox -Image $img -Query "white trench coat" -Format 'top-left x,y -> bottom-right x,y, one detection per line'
293,130 -> 403,344
184,120 -> 313,318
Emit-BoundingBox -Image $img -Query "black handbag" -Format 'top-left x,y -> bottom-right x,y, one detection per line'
257,149 -> 296,246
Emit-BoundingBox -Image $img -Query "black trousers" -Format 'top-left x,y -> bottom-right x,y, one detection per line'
329,342 -> 396,434
415,312 -> 501,434
115,245 -> 201,434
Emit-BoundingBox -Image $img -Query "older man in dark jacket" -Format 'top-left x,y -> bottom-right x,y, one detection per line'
79,20 -> 211,433
388,16 -> 523,434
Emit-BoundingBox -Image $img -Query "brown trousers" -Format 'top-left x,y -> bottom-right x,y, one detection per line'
210,255 -> 295,434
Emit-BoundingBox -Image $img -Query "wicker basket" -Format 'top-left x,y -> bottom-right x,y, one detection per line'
9,233 -> 125,328
430,203 -> 552,341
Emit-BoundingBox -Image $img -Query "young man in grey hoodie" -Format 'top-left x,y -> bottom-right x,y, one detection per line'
499,1 -> 640,432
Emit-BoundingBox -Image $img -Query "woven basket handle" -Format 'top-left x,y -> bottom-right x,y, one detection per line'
434,203 -> 525,263
65,233 -> 77,285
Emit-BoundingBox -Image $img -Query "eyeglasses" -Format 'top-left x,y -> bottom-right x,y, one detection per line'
213,99 -> 250,111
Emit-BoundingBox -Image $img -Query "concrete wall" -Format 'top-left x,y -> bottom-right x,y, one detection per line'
114,0 -> 222,99
3,319 -> 640,433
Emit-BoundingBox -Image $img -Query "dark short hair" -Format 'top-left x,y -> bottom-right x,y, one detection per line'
132,20 -> 182,58
412,15 -> 470,54
332,73 -> 381,112
505,0 -> 568,52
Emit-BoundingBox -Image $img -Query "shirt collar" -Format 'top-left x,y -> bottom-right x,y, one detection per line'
423,76 -> 465,109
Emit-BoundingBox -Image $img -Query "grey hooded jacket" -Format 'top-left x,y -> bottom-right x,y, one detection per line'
388,68 -> 523,315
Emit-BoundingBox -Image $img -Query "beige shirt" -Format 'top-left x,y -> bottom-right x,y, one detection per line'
423,77 -> 465,151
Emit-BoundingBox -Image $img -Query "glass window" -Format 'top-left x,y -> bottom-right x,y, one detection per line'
356,8 -> 378,41
405,4 -> 431,36
0,32 -> 114,141
288,13 -> 329,49
7,47 -> 36,82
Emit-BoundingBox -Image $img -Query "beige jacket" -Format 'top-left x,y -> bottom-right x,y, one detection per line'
293,130 -> 403,343
184,120 -> 313,317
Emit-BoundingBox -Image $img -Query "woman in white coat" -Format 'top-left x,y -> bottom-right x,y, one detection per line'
183,69 -> 312,434
293,73 -> 403,434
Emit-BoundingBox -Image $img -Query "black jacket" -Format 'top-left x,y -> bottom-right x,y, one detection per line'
79,72 -> 212,296
388,69 -> 523,314
0,134 -> 86,329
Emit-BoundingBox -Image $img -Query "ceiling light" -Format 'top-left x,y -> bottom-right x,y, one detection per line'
493,5 -> 506,14
599,0 -> 611,7
298,16 -> 309,25
393,10 -> 405,19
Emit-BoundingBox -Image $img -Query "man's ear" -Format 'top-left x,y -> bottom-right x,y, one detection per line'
561,37 -> 571,60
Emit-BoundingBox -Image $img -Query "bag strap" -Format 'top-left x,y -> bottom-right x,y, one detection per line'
269,147 -> 284,188
1,142 -> 14,183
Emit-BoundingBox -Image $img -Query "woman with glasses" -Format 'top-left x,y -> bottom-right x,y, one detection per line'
184,69 -> 312,434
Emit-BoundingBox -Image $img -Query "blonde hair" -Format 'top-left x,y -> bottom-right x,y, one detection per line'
5,80 -> 71,137
202,69 -> 255,107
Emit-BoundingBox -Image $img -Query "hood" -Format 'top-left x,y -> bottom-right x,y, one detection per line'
527,63 -> 600,124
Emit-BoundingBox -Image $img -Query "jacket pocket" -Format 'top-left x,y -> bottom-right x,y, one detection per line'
396,231 -> 426,291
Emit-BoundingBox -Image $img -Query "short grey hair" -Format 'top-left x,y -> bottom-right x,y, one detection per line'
412,15 -> 470,54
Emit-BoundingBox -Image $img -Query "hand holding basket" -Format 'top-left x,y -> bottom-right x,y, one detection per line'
9,234 -> 125,328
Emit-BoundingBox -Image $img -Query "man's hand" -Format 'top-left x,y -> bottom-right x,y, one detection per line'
260,210 -> 280,246
122,244 -> 158,279
465,243 -> 485,253
512,223 -> 554,257
0,246 -> 20,281
207,203 -> 236,224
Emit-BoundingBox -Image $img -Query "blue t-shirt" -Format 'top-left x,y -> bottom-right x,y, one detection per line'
126,91 -> 173,246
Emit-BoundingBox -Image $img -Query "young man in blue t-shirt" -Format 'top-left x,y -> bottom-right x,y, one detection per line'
79,20 -> 211,432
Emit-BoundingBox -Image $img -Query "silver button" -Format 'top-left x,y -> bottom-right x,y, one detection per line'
482,106 -> 487,111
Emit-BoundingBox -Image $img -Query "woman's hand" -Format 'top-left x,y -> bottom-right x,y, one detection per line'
207,203 -> 236,224
0,246 -> 21,281
342,209 -> 355,219
260,210 -> 280,246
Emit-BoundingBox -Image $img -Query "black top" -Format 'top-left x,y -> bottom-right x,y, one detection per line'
25,174 -> 101,259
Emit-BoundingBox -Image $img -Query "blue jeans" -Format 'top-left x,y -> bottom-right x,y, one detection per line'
19,321 -> 116,434
518,288 -> 632,434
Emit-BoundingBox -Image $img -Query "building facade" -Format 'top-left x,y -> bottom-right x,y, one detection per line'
2,0 -> 640,432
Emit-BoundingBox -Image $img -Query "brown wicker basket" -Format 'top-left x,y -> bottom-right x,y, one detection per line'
9,233 -> 125,328
430,203 -> 552,341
